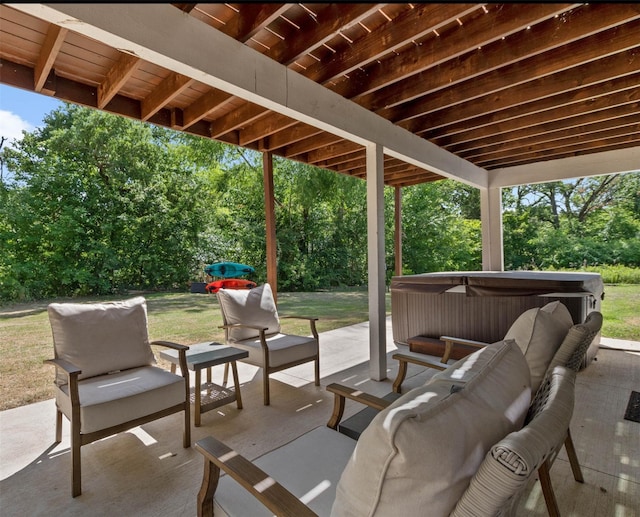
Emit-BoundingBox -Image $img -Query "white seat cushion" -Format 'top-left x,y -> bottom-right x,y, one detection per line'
48,296 -> 155,382
233,333 -> 318,368
216,283 -> 281,342
331,340 -> 531,517
55,366 -> 185,434
503,300 -> 573,392
214,426 -> 357,517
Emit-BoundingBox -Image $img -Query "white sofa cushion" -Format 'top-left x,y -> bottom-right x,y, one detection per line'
331,340 -> 531,517
216,283 -> 281,342
232,333 -> 318,368
214,426 -> 357,517
55,366 -> 185,434
48,297 -> 155,382
503,300 -> 573,392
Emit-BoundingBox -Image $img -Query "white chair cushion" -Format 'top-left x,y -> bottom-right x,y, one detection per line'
331,340 -> 531,517
214,426 -> 357,517
216,283 -> 281,342
48,297 -> 155,382
55,366 -> 185,434
232,333 -> 318,368
503,300 -> 573,392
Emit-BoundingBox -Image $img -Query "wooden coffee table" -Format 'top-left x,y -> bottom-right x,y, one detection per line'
159,342 -> 249,426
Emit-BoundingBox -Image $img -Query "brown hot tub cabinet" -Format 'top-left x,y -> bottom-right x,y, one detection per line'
391,271 -> 604,367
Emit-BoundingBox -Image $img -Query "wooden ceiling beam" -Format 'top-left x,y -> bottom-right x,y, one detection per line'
222,4 -> 289,42
335,3 -> 573,101
265,4 -> 381,66
264,123 -> 323,152
412,47 -> 640,136
238,112 -> 298,146
456,106 -> 640,159
307,3 -> 478,85
430,73 -> 640,144
306,141 -> 362,163
284,132 -> 344,159
34,24 -> 67,94
141,72 -> 193,121
97,53 -> 141,109
182,89 -> 234,129
481,134 -> 640,170
368,3 -> 640,115
473,123 -> 640,165
209,102 -> 266,138
398,20 -> 640,130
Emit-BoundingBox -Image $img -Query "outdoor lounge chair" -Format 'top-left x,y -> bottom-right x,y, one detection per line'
216,283 -> 319,405
46,296 -> 191,497
195,339 -> 576,516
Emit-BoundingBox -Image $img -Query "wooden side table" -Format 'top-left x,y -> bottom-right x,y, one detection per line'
159,342 -> 249,426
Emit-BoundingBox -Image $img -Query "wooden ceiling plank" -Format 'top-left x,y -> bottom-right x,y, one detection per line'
481,134 -> 640,170
264,123 -> 324,151
307,3 -> 478,84
399,19 -> 640,130
141,72 -> 194,121
430,73 -> 640,145
239,112 -> 298,146
370,3 -> 640,116
34,24 -> 67,93
335,3 -> 575,100
472,123 -> 640,164
183,89 -> 234,128
172,4 -> 197,14
456,106 -> 640,159
306,141 -> 362,163
223,4 -> 289,42
284,132 -> 344,159
411,47 -> 640,135
209,102 -> 267,138
313,149 -> 364,168
97,52 -> 141,109
266,4 -> 381,66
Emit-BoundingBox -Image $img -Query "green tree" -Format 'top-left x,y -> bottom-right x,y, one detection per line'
0,105 -> 213,300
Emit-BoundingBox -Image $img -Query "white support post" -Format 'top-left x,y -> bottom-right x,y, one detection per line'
480,186 -> 504,271
367,143 -> 387,381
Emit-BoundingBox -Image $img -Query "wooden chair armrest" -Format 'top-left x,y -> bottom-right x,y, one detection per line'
150,340 -> 189,351
325,382 -> 391,429
392,352 -> 448,371
195,436 -> 317,517
219,323 -> 268,332
439,336 -> 489,348
44,357 -> 82,377
280,315 -> 318,322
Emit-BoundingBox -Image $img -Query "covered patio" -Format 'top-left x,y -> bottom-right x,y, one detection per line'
1,3 -> 639,380
1,4 -> 639,514
1,319 -> 639,515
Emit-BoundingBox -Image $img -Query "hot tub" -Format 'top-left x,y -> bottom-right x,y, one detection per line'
391,271 -> 604,367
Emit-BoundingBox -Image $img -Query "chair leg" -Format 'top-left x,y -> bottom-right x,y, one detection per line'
71,421 -> 82,497
538,460 -> 560,517
314,357 -> 320,387
184,401 -> 191,448
55,408 -> 63,443
222,363 -> 229,387
263,371 -> 270,406
564,428 -> 584,483
393,359 -> 408,393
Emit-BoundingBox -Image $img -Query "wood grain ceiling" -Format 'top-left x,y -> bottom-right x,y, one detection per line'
1,3 -> 639,187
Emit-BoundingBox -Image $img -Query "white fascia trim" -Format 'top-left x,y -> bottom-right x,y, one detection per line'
13,3 -> 488,187
488,146 -> 640,188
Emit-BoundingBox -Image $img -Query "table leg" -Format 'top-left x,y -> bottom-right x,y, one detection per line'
231,361 -> 243,410
206,367 -> 211,384
195,369 -> 202,427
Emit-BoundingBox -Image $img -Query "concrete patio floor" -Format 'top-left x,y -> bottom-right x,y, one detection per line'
1,318 -> 638,516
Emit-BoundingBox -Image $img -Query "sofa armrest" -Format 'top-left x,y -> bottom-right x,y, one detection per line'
326,382 -> 391,429
195,435 -> 317,517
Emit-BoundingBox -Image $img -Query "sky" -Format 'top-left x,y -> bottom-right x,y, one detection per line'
0,83 -> 64,146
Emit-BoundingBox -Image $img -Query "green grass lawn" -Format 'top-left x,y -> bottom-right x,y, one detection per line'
1,285 -> 636,411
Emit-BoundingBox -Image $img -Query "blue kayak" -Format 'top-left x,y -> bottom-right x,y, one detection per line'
204,262 -> 255,278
